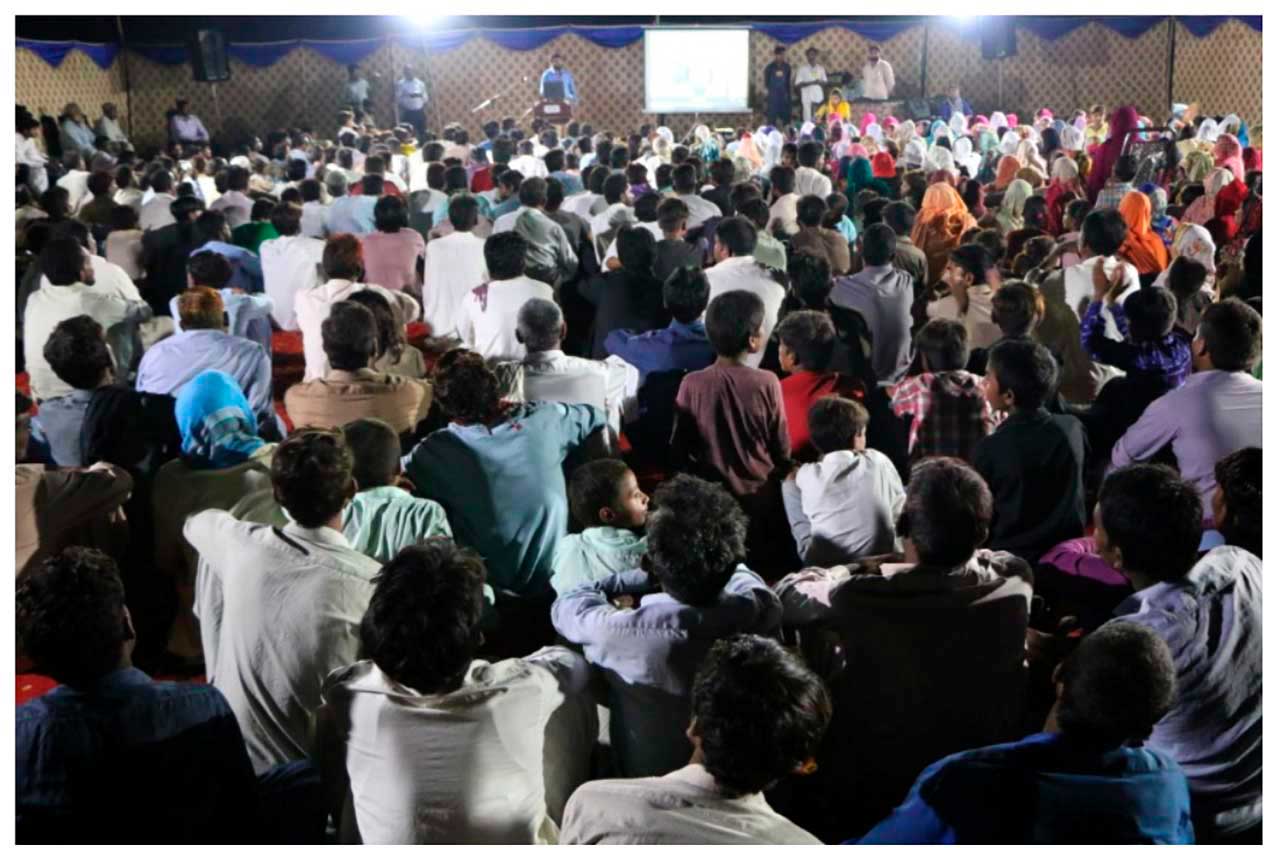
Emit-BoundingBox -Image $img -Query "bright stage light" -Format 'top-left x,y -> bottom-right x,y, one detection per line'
404,15 -> 451,31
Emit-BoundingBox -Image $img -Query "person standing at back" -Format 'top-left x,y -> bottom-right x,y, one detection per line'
828,223 -> 915,384
394,65 -> 428,137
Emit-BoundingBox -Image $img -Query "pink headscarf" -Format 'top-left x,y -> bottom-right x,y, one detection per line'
847,143 -> 870,159
1037,108 -> 1053,121
1214,134 -> 1245,181
859,113 -> 878,134
882,115 -> 899,130
1006,113 -> 1019,128
970,115 -> 990,129
1087,105 -> 1139,203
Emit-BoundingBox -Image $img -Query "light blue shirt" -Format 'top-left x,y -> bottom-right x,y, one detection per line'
551,566 -> 781,777
550,526 -> 647,594
60,119 -> 98,156
135,329 -> 273,425
539,68 -> 578,102
342,485 -> 452,565
325,195 -> 378,235
190,242 -> 264,293
169,289 -> 273,351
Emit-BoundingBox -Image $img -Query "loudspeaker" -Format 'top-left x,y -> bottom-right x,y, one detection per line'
191,29 -> 230,83
980,18 -> 1018,60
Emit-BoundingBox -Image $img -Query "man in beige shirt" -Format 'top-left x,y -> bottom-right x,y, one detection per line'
285,300 -> 431,436
790,195 -> 851,276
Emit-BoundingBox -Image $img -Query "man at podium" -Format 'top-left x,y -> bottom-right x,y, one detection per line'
539,54 -> 578,104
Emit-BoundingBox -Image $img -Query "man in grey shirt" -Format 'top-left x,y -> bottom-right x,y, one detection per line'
828,223 -> 915,384
513,177 -> 578,286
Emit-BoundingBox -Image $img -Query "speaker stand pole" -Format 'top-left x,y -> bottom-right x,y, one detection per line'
996,59 -> 1003,112
115,16 -> 134,141
210,82 -> 223,137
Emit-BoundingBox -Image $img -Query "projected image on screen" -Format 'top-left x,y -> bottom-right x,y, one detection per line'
643,28 -> 750,114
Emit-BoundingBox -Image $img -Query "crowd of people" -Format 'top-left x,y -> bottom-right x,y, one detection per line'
13,87 -> 1264,845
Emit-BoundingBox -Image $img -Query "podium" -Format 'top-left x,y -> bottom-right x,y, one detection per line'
533,98 -> 573,125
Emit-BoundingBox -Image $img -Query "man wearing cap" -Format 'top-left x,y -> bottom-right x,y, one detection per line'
794,47 -> 828,125
764,46 -> 794,127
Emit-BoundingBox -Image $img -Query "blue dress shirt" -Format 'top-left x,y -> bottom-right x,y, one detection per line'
603,319 -> 716,386
190,242 -> 264,292
135,329 -> 273,425
539,68 -> 578,101
168,289 -> 273,351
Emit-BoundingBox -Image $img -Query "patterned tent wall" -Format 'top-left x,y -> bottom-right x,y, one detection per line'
1173,19 -> 1263,126
15,21 -> 1263,153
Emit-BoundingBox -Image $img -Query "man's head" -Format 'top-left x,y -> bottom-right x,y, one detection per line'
1081,209 -> 1127,258
777,309 -> 835,374
769,165 -> 795,199
268,201 -> 301,237
102,102 -> 119,119
551,53 -> 564,72
984,338 -> 1058,413
1212,447 -> 1262,557
774,45 -> 787,60
402,64 -> 416,80
916,318 -> 969,373
40,237 -> 93,287
192,209 -> 230,246
882,201 -> 916,238
706,289 -> 765,359
671,164 -> 698,196
690,634 -> 831,794
1192,298 -> 1262,373
738,198 -> 771,231
446,193 -> 478,233
788,253 -> 832,310
646,474 -> 748,605
899,458 -> 993,569
484,232 -> 529,281
797,141 -> 822,169
515,298 -> 565,353
322,233 -> 365,282
432,349 -> 502,424
17,548 -> 134,689
867,44 -> 880,63
175,98 -> 190,115
808,395 -> 869,454
1113,153 -> 1138,183
322,300 -> 377,371
946,243 -> 994,288
1122,285 -> 1177,344
517,176 -> 546,210
990,282 -> 1041,339
87,170 -> 114,200
271,429 -> 357,529
861,223 -> 897,267
795,195 -> 828,230
1095,464 -> 1203,585
569,458 -> 649,531
1053,621 -> 1176,748
177,286 -> 228,331
713,216 -> 757,262
342,417 -> 402,492
663,267 -> 710,325
44,315 -> 113,390
807,47 -> 819,63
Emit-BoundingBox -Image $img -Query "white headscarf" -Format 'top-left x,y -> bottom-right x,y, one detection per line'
952,136 -> 981,178
999,131 -> 1021,156
1218,114 -> 1242,137
900,137 -> 927,169
1196,118 -> 1220,144
656,126 -> 675,146
1060,125 -> 1085,152
1051,156 -> 1080,183
989,111 -> 1007,131
693,124 -> 711,145
1016,139 -> 1047,177
924,145 -> 956,174
948,112 -> 968,139
1155,223 -> 1217,288
865,122 -> 884,143
761,129 -> 784,176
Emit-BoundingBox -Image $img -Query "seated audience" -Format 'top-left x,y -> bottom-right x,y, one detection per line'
560,635 -> 828,844
421,193 -> 488,338
456,232 -> 556,360
829,223 -> 915,384
1080,267 -> 1190,387
1209,447 -> 1262,557
36,316 -> 122,467
891,318 -> 996,462
345,288 -> 425,378
965,280 -> 1042,375
173,251 -> 273,350
514,176 -> 579,283
360,195 -> 425,295
551,458 -> 649,594
605,265 -> 715,382
859,620 -> 1193,844
782,396 -> 904,566
258,201 -> 324,331
285,301 -> 431,436
975,339 -> 1087,564
790,195 -> 851,276
927,243 -> 1003,353
883,200 -> 929,294
320,539 -> 596,843
552,474 -> 782,778
583,226 -> 665,359
706,216 -> 786,368
777,309 -> 865,459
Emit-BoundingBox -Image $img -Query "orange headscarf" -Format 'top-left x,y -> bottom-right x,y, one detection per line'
1118,191 -> 1169,275
912,183 -> 978,247
991,155 -> 1021,191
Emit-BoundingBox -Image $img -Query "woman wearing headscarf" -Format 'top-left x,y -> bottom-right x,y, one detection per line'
952,136 -> 981,179
152,370 -> 276,657
948,112 -> 968,139
1086,105 -> 1138,204
994,178 -> 1034,235
1015,166 -> 1045,190
988,154 -> 1022,193
858,112 -> 878,136
1213,134 -> 1245,181
1181,149 -> 1214,184
1060,124 -> 1085,154
1182,167 -> 1235,227
1044,157 -> 1085,237
900,137 -> 927,171
1005,113 -> 1019,129
1156,223 -> 1217,289
1117,191 -> 1170,277
816,88 -> 852,124
692,124 -> 720,163
924,144 -> 956,176
1243,147 -> 1261,174
737,132 -> 763,173
845,155 -> 890,212
1194,117 -> 1220,146
1141,184 -> 1176,245
1205,179 -> 1249,247
960,179 -> 987,220
912,183 -> 978,285
1039,127 -> 1062,160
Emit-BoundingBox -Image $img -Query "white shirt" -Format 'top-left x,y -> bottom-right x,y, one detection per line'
1060,254 -> 1140,344
784,449 -> 905,566
94,115 -> 129,144
795,166 -> 832,200
259,234 -> 326,331
294,279 -> 420,381
395,77 -> 428,111
299,200 -> 329,239
195,174 -> 219,206
41,255 -> 143,304
16,133 -> 48,194
456,275 -> 555,361
493,207 -> 527,234
346,78 -> 370,105
926,286 -> 1004,352
185,510 -> 381,775
768,193 -> 801,236
706,255 -> 786,368
113,186 -> 143,213
138,193 -> 176,231
522,349 -> 639,438
861,58 -> 896,99
602,222 -> 664,267
323,650 -> 596,845
24,281 -> 149,402
509,155 -> 548,180
590,202 -> 633,246
57,169 -> 92,213
210,190 -> 254,231
561,763 -> 822,845
677,193 -> 723,230
795,63 -> 828,103
423,231 -> 488,339
560,191 -> 600,218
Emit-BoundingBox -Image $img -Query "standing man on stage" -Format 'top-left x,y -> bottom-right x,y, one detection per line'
794,47 -> 828,126
861,43 -> 895,100
539,53 -> 578,104
395,65 -> 429,137
764,45 -> 794,127
346,64 -> 371,112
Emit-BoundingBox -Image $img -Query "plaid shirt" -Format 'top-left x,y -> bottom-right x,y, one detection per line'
1094,180 -> 1134,211
890,370 -> 997,462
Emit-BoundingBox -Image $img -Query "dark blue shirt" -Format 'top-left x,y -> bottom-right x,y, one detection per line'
1080,300 -> 1192,389
856,732 -> 1195,844
16,667 -> 259,843
604,319 -> 715,386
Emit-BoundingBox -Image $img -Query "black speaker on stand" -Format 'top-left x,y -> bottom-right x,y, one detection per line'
190,29 -> 230,83
980,18 -> 1018,60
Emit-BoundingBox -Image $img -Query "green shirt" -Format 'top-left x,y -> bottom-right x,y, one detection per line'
551,526 -> 647,595
231,221 -> 279,254
754,230 -> 787,272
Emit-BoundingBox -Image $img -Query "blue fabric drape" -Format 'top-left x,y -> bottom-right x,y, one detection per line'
16,38 -> 116,69
129,43 -> 189,65
226,41 -> 296,67
753,19 -> 923,44
304,37 -> 387,64
1179,16 -> 1262,37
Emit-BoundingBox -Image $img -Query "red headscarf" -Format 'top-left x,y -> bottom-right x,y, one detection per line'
871,151 -> 897,178
1244,147 -> 1261,173
1206,179 -> 1249,245
1214,134 -> 1246,181
1086,105 -> 1139,203
1118,191 -> 1169,275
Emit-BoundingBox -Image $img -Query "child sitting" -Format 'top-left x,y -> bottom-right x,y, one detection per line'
782,396 -> 904,566
551,459 -> 650,594
1079,262 -> 1191,389
1164,255 -> 1213,339
891,319 -> 996,462
926,243 -> 1003,353
776,309 -> 865,460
